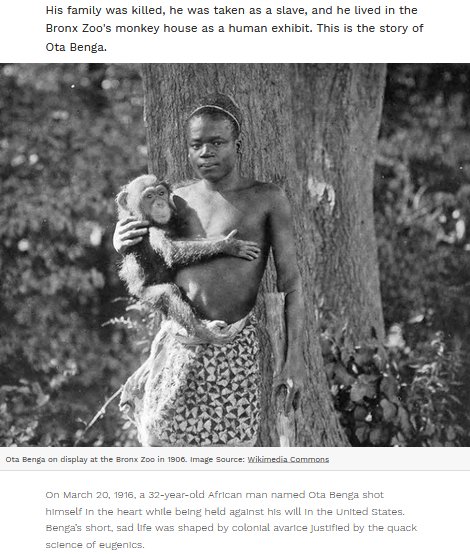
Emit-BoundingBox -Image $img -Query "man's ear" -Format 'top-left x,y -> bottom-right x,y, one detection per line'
236,139 -> 242,154
116,190 -> 128,210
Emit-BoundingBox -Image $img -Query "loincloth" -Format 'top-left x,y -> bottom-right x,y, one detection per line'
120,314 -> 260,447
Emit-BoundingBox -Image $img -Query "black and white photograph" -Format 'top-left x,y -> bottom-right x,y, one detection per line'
1,63 -> 469,447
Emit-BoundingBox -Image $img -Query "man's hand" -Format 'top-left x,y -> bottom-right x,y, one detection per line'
220,229 -> 261,261
113,217 -> 149,254
272,357 -> 306,413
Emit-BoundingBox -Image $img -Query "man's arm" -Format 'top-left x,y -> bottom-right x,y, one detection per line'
268,186 -> 306,411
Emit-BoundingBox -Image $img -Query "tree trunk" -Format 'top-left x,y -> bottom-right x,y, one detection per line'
141,64 -> 384,446
291,64 -> 386,343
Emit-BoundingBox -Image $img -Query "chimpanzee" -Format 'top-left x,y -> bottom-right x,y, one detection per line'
116,174 -> 260,332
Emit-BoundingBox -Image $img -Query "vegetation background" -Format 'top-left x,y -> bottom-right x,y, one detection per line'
1,63 -> 469,446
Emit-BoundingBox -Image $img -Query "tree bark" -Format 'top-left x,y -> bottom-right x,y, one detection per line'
291,64 -> 386,343
141,64 -> 385,446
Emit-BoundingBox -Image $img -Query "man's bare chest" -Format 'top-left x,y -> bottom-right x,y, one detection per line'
176,191 -> 267,240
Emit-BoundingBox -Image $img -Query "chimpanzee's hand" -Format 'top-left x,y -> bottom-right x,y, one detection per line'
113,217 -> 149,254
221,230 -> 261,261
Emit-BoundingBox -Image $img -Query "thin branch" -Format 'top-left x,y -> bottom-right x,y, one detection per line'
74,386 -> 123,446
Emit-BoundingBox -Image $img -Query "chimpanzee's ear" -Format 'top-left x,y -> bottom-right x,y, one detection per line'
116,190 -> 128,210
168,193 -> 177,212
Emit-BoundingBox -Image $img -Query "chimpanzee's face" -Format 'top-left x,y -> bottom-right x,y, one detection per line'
137,182 -> 174,225
121,177 -> 175,226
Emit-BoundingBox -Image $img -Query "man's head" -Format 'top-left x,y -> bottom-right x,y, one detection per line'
186,94 -> 243,183
186,93 -> 242,140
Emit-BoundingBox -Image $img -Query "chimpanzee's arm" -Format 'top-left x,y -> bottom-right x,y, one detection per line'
149,228 -> 261,266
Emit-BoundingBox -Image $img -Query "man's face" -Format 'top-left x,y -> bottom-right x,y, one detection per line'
186,114 -> 239,182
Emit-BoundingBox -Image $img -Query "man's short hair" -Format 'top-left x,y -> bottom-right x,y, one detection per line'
186,93 -> 242,139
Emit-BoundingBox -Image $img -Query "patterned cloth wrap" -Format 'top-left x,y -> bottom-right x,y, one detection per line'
120,313 -> 261,447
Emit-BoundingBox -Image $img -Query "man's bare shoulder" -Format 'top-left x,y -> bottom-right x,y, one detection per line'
251,182 -> 290,211
246,180 -> 284,199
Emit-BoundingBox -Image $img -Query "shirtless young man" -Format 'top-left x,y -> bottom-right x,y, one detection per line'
114,94 -> 305,446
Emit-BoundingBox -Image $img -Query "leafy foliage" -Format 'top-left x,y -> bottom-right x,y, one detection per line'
377,64 -> 470,341
374,64 -> 470,443
0,64 -> 148,446
322,318 -> 467,446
